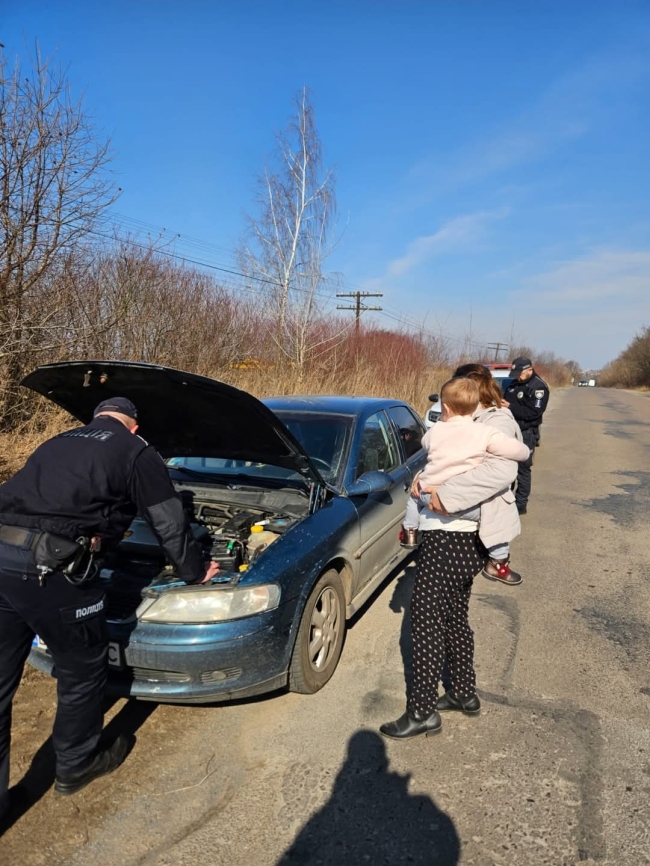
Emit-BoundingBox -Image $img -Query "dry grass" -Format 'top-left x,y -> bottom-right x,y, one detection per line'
228,364 -> 452,416
0,400 -> 77,480
2,359 -> 576,481
0,364 -> 453,481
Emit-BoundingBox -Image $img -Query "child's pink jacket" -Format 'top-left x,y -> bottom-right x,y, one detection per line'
418,415 -> 530,489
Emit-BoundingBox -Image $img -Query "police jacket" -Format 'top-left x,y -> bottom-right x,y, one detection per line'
0,416 -> 205,583
503,372 -> 549,432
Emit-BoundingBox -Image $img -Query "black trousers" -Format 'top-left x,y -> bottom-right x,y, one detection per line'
515,429 -> 536,510
0,540 -> 107,807
407,530 -> 487,717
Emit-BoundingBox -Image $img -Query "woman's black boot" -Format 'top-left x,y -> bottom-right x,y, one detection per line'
436,692 -> 481,714
379,708 -> 442,739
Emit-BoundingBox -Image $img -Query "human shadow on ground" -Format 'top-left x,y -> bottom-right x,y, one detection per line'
2,696 -> 156,835
276,730 -> 460,866
389,564 -> 415,691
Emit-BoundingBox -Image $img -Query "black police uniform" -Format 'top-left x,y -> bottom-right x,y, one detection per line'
502,371 -> 549,511
0,415 -> 205,805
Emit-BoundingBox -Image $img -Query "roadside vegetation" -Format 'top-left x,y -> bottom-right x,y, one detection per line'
0,46 -> 576,479
598,327 -> 650,389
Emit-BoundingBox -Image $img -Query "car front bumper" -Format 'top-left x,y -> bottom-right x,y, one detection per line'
28,603 -> 294,704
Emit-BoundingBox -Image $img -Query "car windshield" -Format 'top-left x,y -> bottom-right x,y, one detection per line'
166,411 -> 353,486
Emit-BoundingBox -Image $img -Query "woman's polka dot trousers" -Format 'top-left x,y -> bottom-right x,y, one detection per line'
407,529 -> 488,717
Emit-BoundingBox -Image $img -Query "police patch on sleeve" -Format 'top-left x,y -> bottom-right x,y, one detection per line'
534,390 -> 545,399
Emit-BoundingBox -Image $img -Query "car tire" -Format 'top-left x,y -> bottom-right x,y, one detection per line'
289,569 -> 346,695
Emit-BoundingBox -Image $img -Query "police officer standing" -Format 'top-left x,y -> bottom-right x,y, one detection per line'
0,398 -> 218,821
502,357 -> 549,515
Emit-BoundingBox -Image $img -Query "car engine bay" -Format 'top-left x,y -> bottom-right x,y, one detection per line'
101,485 -> 308,621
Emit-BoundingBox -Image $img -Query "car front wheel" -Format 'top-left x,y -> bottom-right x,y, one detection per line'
289,569 -> 346,694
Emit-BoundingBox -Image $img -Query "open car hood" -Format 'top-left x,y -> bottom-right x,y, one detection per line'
21,361 -> 327,485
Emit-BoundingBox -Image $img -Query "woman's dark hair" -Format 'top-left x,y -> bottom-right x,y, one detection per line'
452,363 -> 503,408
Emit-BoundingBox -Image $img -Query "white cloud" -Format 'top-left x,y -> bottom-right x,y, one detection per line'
518,249 -> 650,306
482,247 -> 650,366
368,209 -> 509,287
388,246 -> 650,369
408,51 -> 648,196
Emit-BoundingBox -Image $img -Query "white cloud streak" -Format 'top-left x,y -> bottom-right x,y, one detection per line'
369,209 -> 509,287
408,51 -> 648,195
519,249 -> 650,306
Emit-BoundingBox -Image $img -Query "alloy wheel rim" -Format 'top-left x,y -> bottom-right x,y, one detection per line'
308,586 -> 341,672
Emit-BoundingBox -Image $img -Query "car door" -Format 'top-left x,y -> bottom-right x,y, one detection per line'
351,410 -> 411,593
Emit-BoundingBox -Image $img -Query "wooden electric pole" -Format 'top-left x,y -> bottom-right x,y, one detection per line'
336,292 -> 383,335
487,342 -> 508,361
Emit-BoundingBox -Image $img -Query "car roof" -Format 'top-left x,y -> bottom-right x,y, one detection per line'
263,395 -> 408,416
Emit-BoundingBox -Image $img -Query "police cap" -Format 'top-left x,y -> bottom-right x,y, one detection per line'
510,357 -> 533,377
93,397 -> 138,420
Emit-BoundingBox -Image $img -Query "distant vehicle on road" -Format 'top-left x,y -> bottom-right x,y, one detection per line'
588,379 -> 596,387
425,363 -> 514,428
578,380 -> 588,387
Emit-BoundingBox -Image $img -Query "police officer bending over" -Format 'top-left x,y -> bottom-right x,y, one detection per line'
502,357 -> 549,515
0,397 -> 218,817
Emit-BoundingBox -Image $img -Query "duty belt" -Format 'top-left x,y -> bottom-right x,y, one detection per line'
0,524 -> 39,549
0,523 -> 91,582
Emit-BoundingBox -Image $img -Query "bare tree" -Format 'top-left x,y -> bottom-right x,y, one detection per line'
0,45 -> 117,425
239,88 -> 339,371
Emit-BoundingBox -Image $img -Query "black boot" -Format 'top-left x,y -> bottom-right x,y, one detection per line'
54,734 -> 131,796
436,692 -> 481,714
379,708 -> 442,739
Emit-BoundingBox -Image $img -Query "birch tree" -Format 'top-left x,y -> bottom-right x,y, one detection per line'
239,88 -> 338,371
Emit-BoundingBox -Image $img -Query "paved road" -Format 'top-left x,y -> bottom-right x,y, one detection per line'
2,387 -> 649,865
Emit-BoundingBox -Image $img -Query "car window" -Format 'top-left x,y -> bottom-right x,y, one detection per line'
356,411 -> 401,478
387,406 -> 424,458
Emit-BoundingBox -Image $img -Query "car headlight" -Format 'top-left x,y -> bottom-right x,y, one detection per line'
139,584 -> 281,624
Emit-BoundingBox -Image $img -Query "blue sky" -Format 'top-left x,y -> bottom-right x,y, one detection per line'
4,0 -> 650,368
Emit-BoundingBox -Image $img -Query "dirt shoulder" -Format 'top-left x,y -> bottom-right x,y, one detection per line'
1,669 -> 193,865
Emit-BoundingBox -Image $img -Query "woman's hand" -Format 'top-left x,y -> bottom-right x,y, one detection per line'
427,488 -> 449,515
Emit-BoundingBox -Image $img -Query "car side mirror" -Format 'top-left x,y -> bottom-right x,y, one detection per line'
345,470 -> 393,497
428,393 -> 439,403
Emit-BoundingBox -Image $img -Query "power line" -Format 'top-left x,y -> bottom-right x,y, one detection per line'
487,342 -> 509,360
336,291 -> 383,335
92,214 -> 494,352
87,227 -> 339,298
376,309 -> 492,352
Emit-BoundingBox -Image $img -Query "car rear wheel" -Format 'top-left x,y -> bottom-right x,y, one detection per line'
289,569 -> 346,694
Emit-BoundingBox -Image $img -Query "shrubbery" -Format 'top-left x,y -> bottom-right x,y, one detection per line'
598,328 -> 650,389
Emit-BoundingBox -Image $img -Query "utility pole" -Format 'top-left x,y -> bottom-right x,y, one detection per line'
487,342 -> 508,361
336,292 -> 383,335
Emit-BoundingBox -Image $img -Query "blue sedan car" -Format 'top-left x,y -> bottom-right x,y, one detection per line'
25,361 -> 427,703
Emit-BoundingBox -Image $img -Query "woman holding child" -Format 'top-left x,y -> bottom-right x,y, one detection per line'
380,364 -> 526,740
